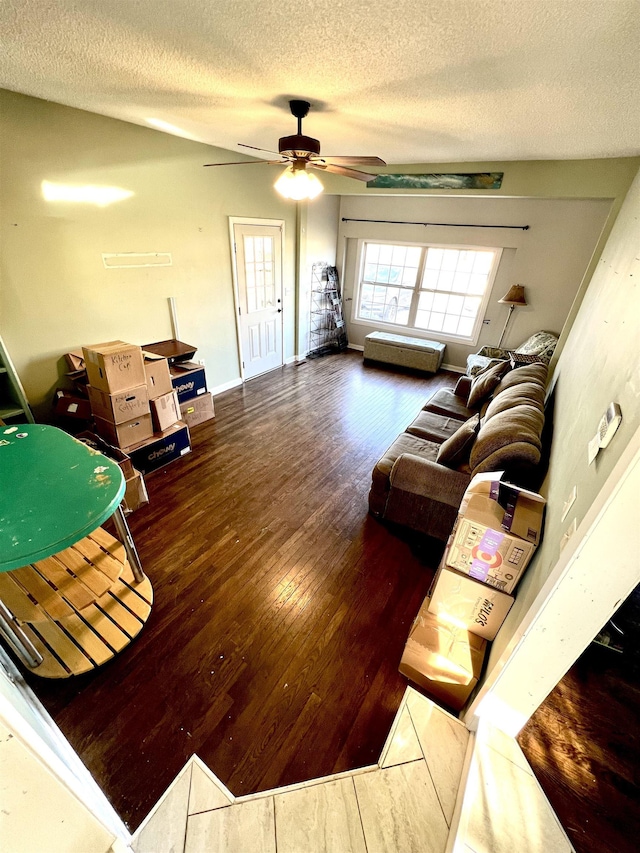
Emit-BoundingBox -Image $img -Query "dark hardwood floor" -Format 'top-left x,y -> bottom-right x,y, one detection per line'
24,351 -> 454,830
518,587 -> 640,853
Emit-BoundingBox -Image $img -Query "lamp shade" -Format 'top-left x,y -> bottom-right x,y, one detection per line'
498,284 -> 527,306
274,165 -> 324,201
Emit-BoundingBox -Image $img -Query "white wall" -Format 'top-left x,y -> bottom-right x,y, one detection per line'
338,195 -> 612,368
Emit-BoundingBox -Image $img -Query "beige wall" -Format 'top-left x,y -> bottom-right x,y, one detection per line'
0,90 -> 297,415
0,719 -> 115,853
338,194 -> 613,368
298,195 -> 340,354
488,165 -> 640,673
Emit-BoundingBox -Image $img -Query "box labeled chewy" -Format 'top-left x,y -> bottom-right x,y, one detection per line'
170,362 -> 207,404
399,597 -> 486,712
127,421 -> 191,474
447,473 -> 545,594
82,341 -> 145,393
88,384 -> 150,425
428,566 -> 514,641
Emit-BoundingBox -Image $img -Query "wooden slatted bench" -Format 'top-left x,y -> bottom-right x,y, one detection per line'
0,527 -> 153,678
364,331 -> 446,373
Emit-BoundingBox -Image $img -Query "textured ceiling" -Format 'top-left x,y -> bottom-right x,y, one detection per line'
0,0 -> 638,164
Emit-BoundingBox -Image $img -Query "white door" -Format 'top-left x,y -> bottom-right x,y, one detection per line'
232,222 -> 283,380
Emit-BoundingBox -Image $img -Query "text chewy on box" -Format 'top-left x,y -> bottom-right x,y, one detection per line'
446,473 -> 546,594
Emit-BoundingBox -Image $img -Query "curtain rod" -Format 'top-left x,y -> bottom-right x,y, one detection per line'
341,217 -> 529,231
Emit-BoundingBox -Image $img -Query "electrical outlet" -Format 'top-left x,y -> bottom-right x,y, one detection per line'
198,358 -> 205,366
561,485 -> 577,522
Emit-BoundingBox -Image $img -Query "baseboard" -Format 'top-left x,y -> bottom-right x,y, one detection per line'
347,343 -> 364,352
210,377 -> 243,396
442,363 -> 466,374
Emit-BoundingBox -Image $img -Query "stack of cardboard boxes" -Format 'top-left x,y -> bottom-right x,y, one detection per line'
82,340 -> 192,478
400,472 -> 546,711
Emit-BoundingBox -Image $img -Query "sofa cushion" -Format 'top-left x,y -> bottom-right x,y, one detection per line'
369,433 -> 440,516
467,360 -> 511,408
493,362 -> 547,395
424,388 -> 477,421
469,404 -> 544,473
484,381 -> 545,421
436,414 -> 481,469
373,433 -> 440,485
406,410 -> 461,443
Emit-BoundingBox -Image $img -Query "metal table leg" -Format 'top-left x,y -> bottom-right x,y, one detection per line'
0,599 -> 43,669
112,505 -> 145,583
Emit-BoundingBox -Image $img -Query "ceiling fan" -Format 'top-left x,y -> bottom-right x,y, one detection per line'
204,100 -> 386,200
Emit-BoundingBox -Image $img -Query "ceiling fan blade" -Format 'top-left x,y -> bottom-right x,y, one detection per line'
203,159 -> 283,167
311,156 -> 387,166
311,163 -> 377,182
238,143 -> 284,156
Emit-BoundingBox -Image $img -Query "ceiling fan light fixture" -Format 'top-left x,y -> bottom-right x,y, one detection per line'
274,165 -> 324,201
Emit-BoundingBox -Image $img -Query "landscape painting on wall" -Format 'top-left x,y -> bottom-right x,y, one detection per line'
367,172 -> 504,190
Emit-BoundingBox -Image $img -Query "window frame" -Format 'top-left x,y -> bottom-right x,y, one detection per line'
351,239 -> 503,346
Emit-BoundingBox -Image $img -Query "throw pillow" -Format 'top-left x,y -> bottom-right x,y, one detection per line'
467,360 -> 510,408
436,414 -> 481,469
507,351 -> 542,365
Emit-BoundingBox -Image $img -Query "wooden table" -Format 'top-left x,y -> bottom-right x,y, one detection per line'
0,424 -> 152,677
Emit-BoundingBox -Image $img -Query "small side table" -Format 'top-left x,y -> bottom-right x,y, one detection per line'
0,424 -> 153,677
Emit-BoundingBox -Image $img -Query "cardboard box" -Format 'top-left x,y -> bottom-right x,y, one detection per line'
54,389 -> 92,420
94,413 -> 154,450
428,566 -> 514,641
65,350 -> 85,372
122,469 -> 149,515
127,421 -> 191,474
75,431 -> 134,479
399,598 -> 487,712
143,354 -> 173,400
170,362 -> 207,404
458,473 -> 546,546
88,384 -> 150,425
179,393 -> 215,428
150,390 -> 181,432
82,341 -> 146,394
446,474 -> 546,593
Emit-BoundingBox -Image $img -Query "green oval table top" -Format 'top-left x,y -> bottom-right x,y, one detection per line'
0,424 -> 125,573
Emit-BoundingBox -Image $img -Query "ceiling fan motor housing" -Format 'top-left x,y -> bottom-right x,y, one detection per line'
279,134 -> 321,159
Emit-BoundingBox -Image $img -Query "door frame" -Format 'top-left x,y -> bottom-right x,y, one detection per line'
228,216 -> 286,382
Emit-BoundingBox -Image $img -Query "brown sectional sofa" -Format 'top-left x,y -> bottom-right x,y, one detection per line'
368,362 -> 548,540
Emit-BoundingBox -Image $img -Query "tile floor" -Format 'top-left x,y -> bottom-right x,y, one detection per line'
133,688 -> 575,853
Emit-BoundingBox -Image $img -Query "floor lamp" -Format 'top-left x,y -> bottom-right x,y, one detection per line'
497,284 -> 527,347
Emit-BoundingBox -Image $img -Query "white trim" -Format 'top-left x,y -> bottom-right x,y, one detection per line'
132,756 -> 193,839
228,217 -> 286,382
464,422 -> 640,734
0,649 -> 131,847
347,343 -> 364,351
210,377 -> 243,396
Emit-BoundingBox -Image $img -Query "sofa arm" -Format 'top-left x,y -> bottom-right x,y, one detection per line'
454,375 -> 472,399
384,454 -> 470,540
390,454 -> 470,505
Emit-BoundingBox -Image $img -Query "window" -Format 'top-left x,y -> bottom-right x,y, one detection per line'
354,241 -> 502,344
